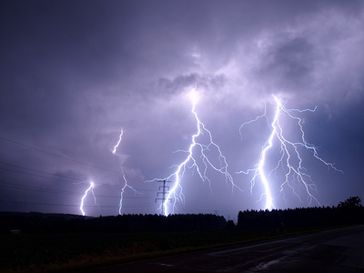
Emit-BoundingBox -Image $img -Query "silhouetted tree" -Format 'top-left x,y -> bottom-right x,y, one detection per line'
338,196 -> 362,208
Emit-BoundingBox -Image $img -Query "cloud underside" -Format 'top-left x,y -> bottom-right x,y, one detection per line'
0,0 -> 363,215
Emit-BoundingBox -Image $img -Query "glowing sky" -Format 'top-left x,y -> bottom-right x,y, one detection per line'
0,0 -> 363,217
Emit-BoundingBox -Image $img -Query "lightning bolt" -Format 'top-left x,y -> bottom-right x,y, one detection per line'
112,128 -> 139,215
149,88 -> 240,216
117,172 -> 139,215
239,95 -> 342,210
79,181 -> 96,216
112,128 -> 124,155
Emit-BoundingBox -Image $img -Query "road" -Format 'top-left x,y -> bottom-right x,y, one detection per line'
76,226 -> 364,273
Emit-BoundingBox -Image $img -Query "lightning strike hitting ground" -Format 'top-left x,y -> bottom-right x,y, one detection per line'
238,95 -> 342,210
112,128 -> 139,215
79,181 -> 96,216
117,171 -> 140,215
149,89 -> 241,216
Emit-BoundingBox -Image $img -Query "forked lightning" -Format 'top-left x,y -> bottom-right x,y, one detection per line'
149,88 -> 241,216
238,95 -> 342,209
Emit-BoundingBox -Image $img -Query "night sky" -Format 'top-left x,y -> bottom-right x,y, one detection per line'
1,0 -> 363,218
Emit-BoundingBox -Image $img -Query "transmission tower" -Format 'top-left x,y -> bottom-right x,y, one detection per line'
155,179 -> 171,215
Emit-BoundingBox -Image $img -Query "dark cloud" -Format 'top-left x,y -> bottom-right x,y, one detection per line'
157,73 -> 227,97
0,0 -> 363,217
259,37 -> 315,90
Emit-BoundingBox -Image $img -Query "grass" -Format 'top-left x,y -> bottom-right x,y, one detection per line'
0,226 -> 338,273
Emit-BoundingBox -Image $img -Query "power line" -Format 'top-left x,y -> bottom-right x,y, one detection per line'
0,163 -> 86,183
2,185 -> 151,200
0,136 -> 159,213
0,160 -> 156,191
0,199 -> 151,209
0,135 -> 120,175
0,176 -> 155,193
0,177 -> 154,199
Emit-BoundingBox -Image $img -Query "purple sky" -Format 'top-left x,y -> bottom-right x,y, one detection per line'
0,0 -> 363,218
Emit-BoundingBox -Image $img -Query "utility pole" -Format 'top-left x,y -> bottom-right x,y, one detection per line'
155,179 -> 171,215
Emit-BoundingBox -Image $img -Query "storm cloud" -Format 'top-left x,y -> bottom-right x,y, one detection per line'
0,0 -> 363,217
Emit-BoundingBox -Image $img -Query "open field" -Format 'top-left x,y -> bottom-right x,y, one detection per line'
0,229 -> 265,273
0,225 -> 356,273
73,225 -> 364,273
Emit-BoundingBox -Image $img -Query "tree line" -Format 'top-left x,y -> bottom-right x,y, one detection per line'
238,196 -> 363,231
1,196 -> 362,233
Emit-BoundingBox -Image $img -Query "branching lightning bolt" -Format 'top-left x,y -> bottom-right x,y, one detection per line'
79,181 -> 97,216
148,88 -> 241,216
238,95 -> 342,210
112,128 -> 139,215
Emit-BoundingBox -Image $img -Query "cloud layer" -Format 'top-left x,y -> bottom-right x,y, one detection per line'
0,0 -> 363,217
